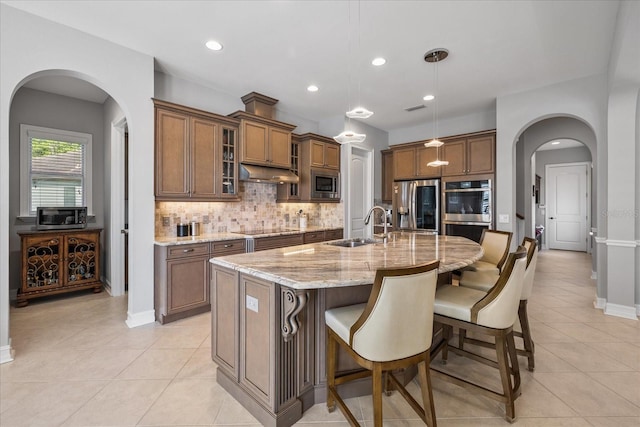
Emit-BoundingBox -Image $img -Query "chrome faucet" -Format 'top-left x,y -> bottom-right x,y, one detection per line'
364,206 -> 389,243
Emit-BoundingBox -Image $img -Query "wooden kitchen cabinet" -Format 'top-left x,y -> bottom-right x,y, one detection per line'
442,134 -> 495,176
276,136 -> 301,202
392,144 -> 441,180
295,133 -> 341,203
324,228 -> 344,241
253,234 -> 304,251
310,139 -> 340,170
17,228 -> 102,307
381,149 -> 394,203
232,111 -> 296,169
303,230 -> 326,243
154,99 -> 240,201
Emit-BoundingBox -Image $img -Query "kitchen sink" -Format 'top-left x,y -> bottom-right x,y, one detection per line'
326,238 -> 378,248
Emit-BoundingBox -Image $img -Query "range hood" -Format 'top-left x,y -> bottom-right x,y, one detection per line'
239,164 -> 299,184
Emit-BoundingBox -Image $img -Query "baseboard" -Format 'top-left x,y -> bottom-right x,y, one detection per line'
102,277 -> 112,295
126,309 -> 156,328
1,341 -> 14,364
637,304 -> 640,316
593,297 -> 606,310
591,270 -> 597,279
604,302 -> 638,320
9,288 -> 17,302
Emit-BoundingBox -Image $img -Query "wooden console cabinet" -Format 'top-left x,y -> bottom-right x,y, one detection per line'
17,228 -> 102,307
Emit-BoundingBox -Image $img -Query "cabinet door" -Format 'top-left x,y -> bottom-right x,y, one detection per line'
166,255 -> 209,315
324,143 -> 340,169
269,127 -> 292,168
211,266 -> 239,380
156,109 -> 189,198
467,135 -> 495,174
22,235 -> 64,292
220,127 -> 238,196
190,117 -> 217,198
393,147 -> 417,180
416,145 -> 441,178
441,139 -> 466,176
65,232 -> 99,286
242,121 -> 269,165
381,150 -> 394,203
310,140 -> 325,168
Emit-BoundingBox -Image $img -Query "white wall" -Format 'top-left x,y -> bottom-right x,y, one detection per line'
1,4 -> 155,362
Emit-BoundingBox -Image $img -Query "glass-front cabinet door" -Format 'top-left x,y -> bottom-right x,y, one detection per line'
221,127 -> 237,196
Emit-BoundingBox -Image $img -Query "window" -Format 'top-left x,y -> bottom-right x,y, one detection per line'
20,124 -> 93,216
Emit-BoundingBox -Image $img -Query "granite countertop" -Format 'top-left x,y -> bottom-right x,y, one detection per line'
210,232 -> 483,290
154,226 -> 340,246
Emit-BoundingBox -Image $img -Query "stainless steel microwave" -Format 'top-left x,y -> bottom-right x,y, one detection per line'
36,207 -> 87,230
311,170 -> 340,200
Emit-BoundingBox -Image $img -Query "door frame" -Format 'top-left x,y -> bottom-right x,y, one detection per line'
342,144 -> 373,239
108,116 -> 127,296
544,161 -> 591,252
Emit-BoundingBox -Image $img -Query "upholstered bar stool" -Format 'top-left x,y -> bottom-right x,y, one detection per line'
459,237 -> 538,371
463,229 -> 513,274
431,249 -> 527,422
325,261 -> 440,427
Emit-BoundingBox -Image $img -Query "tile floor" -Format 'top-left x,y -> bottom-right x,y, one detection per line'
1,250 -> 638,426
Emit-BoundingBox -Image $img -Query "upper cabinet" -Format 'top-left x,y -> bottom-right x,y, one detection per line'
309,138 -> 340,170
231,111 -> 296,169
154,99 -> 240,201
276,135 -> 301,202
392,144 -> 441,180
441,133 -> 495,177
381,149 -> 394,203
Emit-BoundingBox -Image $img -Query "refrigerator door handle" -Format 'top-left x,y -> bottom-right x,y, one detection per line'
409,181 -> 417,230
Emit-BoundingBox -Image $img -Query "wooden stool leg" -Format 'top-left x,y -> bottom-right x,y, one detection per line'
458,327 -> 467,350
442,324 -> 452,364
326,331 -> 337,412
518,300 -> 535,371
506,330 -> 521,397
495,332 -> 516,422
372,363 -> 383,427
418,355 -> 437,427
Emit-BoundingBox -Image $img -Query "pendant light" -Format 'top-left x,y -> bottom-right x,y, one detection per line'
424,48 -> 449,167
334,0 -> 371,144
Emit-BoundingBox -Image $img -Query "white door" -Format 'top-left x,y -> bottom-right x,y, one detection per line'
349,148 -> 371,238
546,163 -> 588,251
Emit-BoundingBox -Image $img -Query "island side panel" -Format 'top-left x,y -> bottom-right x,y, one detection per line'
211,265 -> 239,380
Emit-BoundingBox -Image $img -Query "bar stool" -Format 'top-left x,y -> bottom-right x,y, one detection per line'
325,261 -> 440,427
458,237 -> 538,371
431,249 -> 527,422
463,229 -> 513,274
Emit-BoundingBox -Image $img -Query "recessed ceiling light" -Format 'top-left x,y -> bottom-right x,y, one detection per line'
307,85 -> 319,92
372,57 -> 386,66
205,40 -> 223,51
551,141 -> 560,145
423,94 -> 435,101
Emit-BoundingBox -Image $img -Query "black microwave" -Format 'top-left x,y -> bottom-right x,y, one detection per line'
311,170 -> 340,199
36,207 -> 87,230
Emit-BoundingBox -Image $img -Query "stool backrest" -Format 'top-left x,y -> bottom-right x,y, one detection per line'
479,230 -> 513,271
471,248 -> 527,329
521,237 -> 539,300
350,261 -> 440,362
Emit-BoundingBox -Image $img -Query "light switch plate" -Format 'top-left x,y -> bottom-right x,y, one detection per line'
162,217 -> 170,226
498,214 -> 510,223
246,295 -> 259,313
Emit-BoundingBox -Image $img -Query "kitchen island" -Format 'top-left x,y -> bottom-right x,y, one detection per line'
209,232 -> 483,427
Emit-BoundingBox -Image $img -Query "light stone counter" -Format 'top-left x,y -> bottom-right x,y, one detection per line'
154,226 -> 339,246
210,232 -> 483,290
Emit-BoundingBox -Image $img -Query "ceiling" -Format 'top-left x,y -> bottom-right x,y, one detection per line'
4,0 -> 620,132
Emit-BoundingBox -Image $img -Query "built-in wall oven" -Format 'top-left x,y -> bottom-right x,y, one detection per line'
442,178 -> 492,242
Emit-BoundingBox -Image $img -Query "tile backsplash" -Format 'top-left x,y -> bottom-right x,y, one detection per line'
155,182 -> 344,237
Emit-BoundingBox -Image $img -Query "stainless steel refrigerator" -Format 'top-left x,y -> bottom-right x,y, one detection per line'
392,179 -> 440,232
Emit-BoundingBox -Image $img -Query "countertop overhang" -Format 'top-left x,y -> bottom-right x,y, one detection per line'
210,232 -> 483,290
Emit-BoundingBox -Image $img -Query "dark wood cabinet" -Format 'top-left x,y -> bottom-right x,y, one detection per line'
297,133 -> 341,203
381,149 -> 394,203
232,111 -> 295,169
392,144 -> 441,180
18,228 -> 102,307
310,139 -> 340,170
253,234 -> 304,252
324,228 -> 344,241
154,100 -> 240,201
442,134 -> 495,176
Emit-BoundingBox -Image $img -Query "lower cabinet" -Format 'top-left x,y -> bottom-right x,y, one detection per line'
253,234 -> 304,251
155,239 -> 246,324
324,228 -> 344,241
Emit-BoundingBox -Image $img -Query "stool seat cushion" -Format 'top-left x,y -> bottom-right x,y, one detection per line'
325,303 -> 367,344
464,260 -> 500,274
434,285 -> 487,322
459,270 -> 499,292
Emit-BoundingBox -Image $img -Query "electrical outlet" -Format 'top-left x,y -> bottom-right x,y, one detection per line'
162,217 -> 170,226
498,214 -> 510,224
202,215 -> 210,224
246,295 -> 259,313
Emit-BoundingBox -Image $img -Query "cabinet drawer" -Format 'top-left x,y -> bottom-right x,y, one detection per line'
211,239 -> 247,256
167,243 -> 210,259
303,231 -> 325,244
324,229 -> 344,241
254,234 -> 304,251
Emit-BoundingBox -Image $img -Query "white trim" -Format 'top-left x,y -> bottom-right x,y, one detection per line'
604,303 -> 638,321
125,309 -> 155,328
594,236 -> 607,244
19,124 -> 93,216
591,270 -> 597,279
637,305 -> 640,316
109,117 -> 127,297
102,276 -> 112,295
0,342 -> 14,364
605,239 -> 637,247
594,297 -> 606,310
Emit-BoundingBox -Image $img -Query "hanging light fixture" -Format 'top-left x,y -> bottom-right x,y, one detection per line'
424,48 -> 449,167
334,0 -> 371,144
